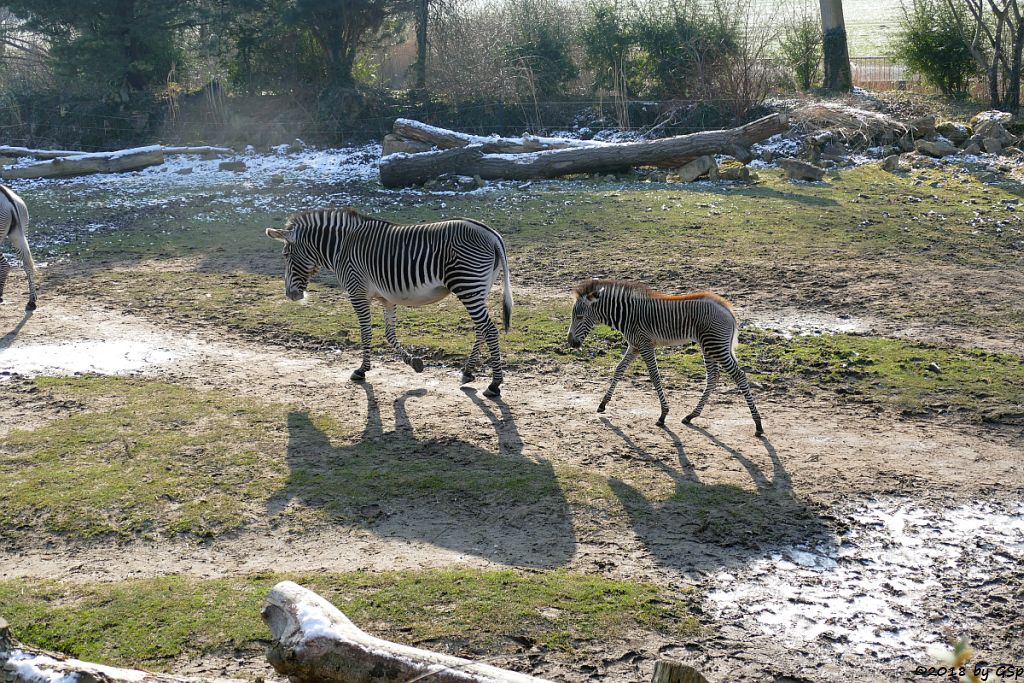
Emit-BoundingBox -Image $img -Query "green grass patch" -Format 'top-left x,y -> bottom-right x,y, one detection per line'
0,570 -> 697,668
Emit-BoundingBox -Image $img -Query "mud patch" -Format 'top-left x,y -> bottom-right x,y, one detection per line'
707,498 -> 1024,661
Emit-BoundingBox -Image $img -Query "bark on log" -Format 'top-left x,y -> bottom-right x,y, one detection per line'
380,113 -> 788,188
262,581 -> 552,683
0,617 -> 243,683
0,146 -> 165,180
392,118 -> 602,154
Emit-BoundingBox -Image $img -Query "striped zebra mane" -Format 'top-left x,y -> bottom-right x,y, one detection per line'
573,278 -> 734,313
285,207 -> 376,229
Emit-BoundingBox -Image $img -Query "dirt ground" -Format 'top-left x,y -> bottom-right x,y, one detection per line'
2,286 -> 1022,682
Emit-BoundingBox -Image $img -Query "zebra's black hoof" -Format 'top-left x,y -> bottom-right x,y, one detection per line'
655,418 -> 666,427
597,402 -> 607,413
410,357 -> 424,373
483,382 -> 501,398
682,414 -> 695,424
350,369 -> 366,382
461,372 -> 475,384
25,299 -> 36,312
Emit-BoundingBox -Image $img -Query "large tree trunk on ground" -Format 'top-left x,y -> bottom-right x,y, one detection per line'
0,618 -> 241,683
0,146 -> 166,179
820,0 -> 853,91
0,145 -> 231,163
380,114 -> 788,188
391,118 -> 604,153
262,581 -> 552,683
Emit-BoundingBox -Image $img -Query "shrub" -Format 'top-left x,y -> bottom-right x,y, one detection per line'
502,0 -> 579,99
779,4 -> 823,91
891,0 -> 977,96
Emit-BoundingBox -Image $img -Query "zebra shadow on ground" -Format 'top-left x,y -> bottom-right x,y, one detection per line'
271,384 -> 576,568
601,418 -> 829,573
0,310 -> 33,351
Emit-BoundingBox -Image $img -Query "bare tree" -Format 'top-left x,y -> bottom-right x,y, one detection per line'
950,0 -> 1024,111
819,0 -> 852,90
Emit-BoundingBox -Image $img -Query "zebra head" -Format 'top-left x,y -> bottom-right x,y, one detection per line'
567,286 -> 604,348
266,226 -> 320,301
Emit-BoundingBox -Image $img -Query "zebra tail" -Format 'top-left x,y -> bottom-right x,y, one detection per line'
5,190 -> 35,277
497,240 -> 512,332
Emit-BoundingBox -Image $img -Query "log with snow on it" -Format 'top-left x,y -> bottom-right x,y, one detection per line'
379,113 -> 789,188
0,144 -> 232,167
0,146 -> 166,179
262,581 -> 553,683
0,618 -> 242,683
388,118 -> 606,155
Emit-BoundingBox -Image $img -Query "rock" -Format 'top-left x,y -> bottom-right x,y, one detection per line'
983,137 -> 1003,154
719,162 -> 753,181
970,110 -> 1013,128
288,138 -> 307,154
914,139 -> 958,157
779,158 -> 825,181
964,143 -> 982,155
473,174 -> 485,188
382,133 -> 433,157
676,155 -> 717,182
295,163 -> 309,172
270,174 -> 284,184
926,362 -> 942,374
175,166 -> 194,175
880,154 -> 901,171
898,134 -> 915,152
821,142 -> 848,160
974,119 -> 1017,145
218,160 -> 247,172
936,121 -> 971,145
910,115 -> 936,138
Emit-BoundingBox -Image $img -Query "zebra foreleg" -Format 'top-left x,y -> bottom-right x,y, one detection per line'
461,330 -> 483,384
349,295 -> 374,382
598,345 -> 638,413
721,355 -> 764,436
638,343 -> 670,427
684,352 -> 720,424
382,303 -> 424,373
458,291 -> 504,397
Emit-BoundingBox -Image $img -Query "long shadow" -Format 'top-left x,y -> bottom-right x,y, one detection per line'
0,310 -> 33,352
703,184 -> 840,207
272,383 -> 575,568
603,418 -> 827,573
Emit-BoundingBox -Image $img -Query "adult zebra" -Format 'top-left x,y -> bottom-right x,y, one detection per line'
266,208 -> 513,397
0,184 -> 38,311
567,278 -> 763,435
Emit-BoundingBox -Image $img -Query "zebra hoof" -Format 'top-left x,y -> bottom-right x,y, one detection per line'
655,418 -> 666,427
350,369 -> 366,382
461,372 -> 475,384
483,383 -> 501,398
682,414 -> 696,424
597,402 -> 607,413
25,299 -> 36,312
410,357 -> 424,373
755,425 -> 765,437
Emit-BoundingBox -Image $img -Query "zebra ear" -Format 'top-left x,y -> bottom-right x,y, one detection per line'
266,227 -> 293,243
585,286 -> 605,303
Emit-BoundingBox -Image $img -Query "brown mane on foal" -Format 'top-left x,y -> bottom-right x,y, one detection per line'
573,278 -> 734,314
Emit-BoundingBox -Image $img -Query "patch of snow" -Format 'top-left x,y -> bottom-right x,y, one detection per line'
707,498 -> 1024,659
0,338 -> 181,378
6,651 -> 147,683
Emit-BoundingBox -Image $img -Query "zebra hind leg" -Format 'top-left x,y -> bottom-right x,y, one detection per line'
457,291 -> 503,397
599,345 -> 638,413
638,342 -> 670,427
462,330 -> 483,384
684,349 -> 720,424
10,227 -> 36,310
0,257 -> 9,304
721,354 -> 764,436
383,303 -> 424,373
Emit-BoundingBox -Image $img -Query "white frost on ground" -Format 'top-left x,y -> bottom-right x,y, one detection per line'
0,339 -> 181,378
744,310 -> 874,338
708,498 -> 1024,659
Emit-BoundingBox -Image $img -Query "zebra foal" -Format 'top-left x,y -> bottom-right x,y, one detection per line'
266,208 -> 512,397
0,184 -> 37,311
567,279 -> 763,435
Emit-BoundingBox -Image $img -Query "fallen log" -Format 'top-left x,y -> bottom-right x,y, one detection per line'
263,581 -> 552,683
0,617 -> 243,683
0,146 -> 165,180
379,113 -> 789,188
0,144 -> 231,162
391,118 -> 603,154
